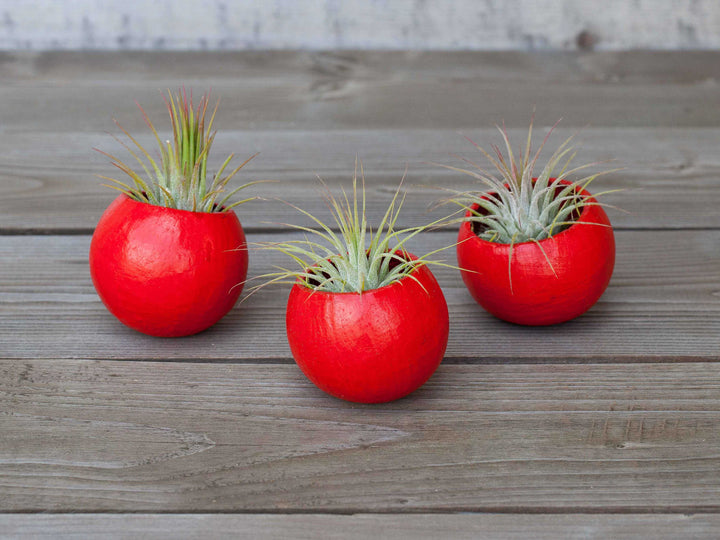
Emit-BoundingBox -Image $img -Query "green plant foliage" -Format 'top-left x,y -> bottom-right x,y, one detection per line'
440,117 -> 618,244
97,88 -> 259,213
249,161 -> 453,294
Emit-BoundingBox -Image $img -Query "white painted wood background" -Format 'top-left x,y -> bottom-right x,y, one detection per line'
1,0 -> 719,50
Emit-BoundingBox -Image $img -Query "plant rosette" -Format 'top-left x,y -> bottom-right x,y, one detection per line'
286,251 -> 449,403
90,89 -> 258,337
90,194 -> 248,337
442,117 -> 618,326
251,164 -> 451,403
456,180 -> 614,326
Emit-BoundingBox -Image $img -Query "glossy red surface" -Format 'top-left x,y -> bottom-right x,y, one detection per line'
456,182 -> 615,326
285,256 -> 449,403
89,194 -> 248,337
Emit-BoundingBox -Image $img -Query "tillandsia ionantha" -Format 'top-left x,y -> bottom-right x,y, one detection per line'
248,159 -> 454,295
96,88 -> 259,213
439,116 -> 620,246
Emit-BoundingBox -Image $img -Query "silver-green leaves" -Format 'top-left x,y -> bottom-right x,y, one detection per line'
441,119 -> 616,244
250,162 -> 450,294
97,89 -> 259,213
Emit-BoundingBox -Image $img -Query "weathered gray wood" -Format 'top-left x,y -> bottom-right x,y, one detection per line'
3,513 -> 720,539
1,127 -> 719,231
2,360 -> 720,511
6,1 -> 720,51
2,50 -> 720,231
3,51 -> 720,132
1,50 -> 718,525
1,231 -> 718,360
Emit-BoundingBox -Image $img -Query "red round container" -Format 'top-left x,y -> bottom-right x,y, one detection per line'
89,194 -> 248,337
286,254 -> 449,403
456,182 -> 615,326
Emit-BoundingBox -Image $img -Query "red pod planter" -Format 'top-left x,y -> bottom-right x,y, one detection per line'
286,255 -> 449,403
457,182 -> 615,326
89,194 -> 248,337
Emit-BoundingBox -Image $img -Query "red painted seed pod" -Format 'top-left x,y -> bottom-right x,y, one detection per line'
456,182 -> 615,326
285,254 -> 449,403
89,194 -> 248,337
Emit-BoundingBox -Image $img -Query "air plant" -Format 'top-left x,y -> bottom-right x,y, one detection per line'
250,161 -> 452,294
97,88 -> 258,213
440,117 -> 619,245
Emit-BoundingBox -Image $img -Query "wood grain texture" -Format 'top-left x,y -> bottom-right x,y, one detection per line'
3,51 -> 720,131
1,127 -> 719,231
5,0 -> 720,51
2,50 -> 720,232
1,230 -> 718,361
3,513 -> 720,540
2,360 -> 720,512
1,50 -> 718,528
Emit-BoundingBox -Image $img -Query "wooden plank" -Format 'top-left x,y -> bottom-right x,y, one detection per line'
2,360 -> 720,511
1,230 -> 718,361
1,127 -> 719,231
2,51 -> 720,231
3,513 -> 720,539
2,51 -> 720,133
5,1 -> 720,52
